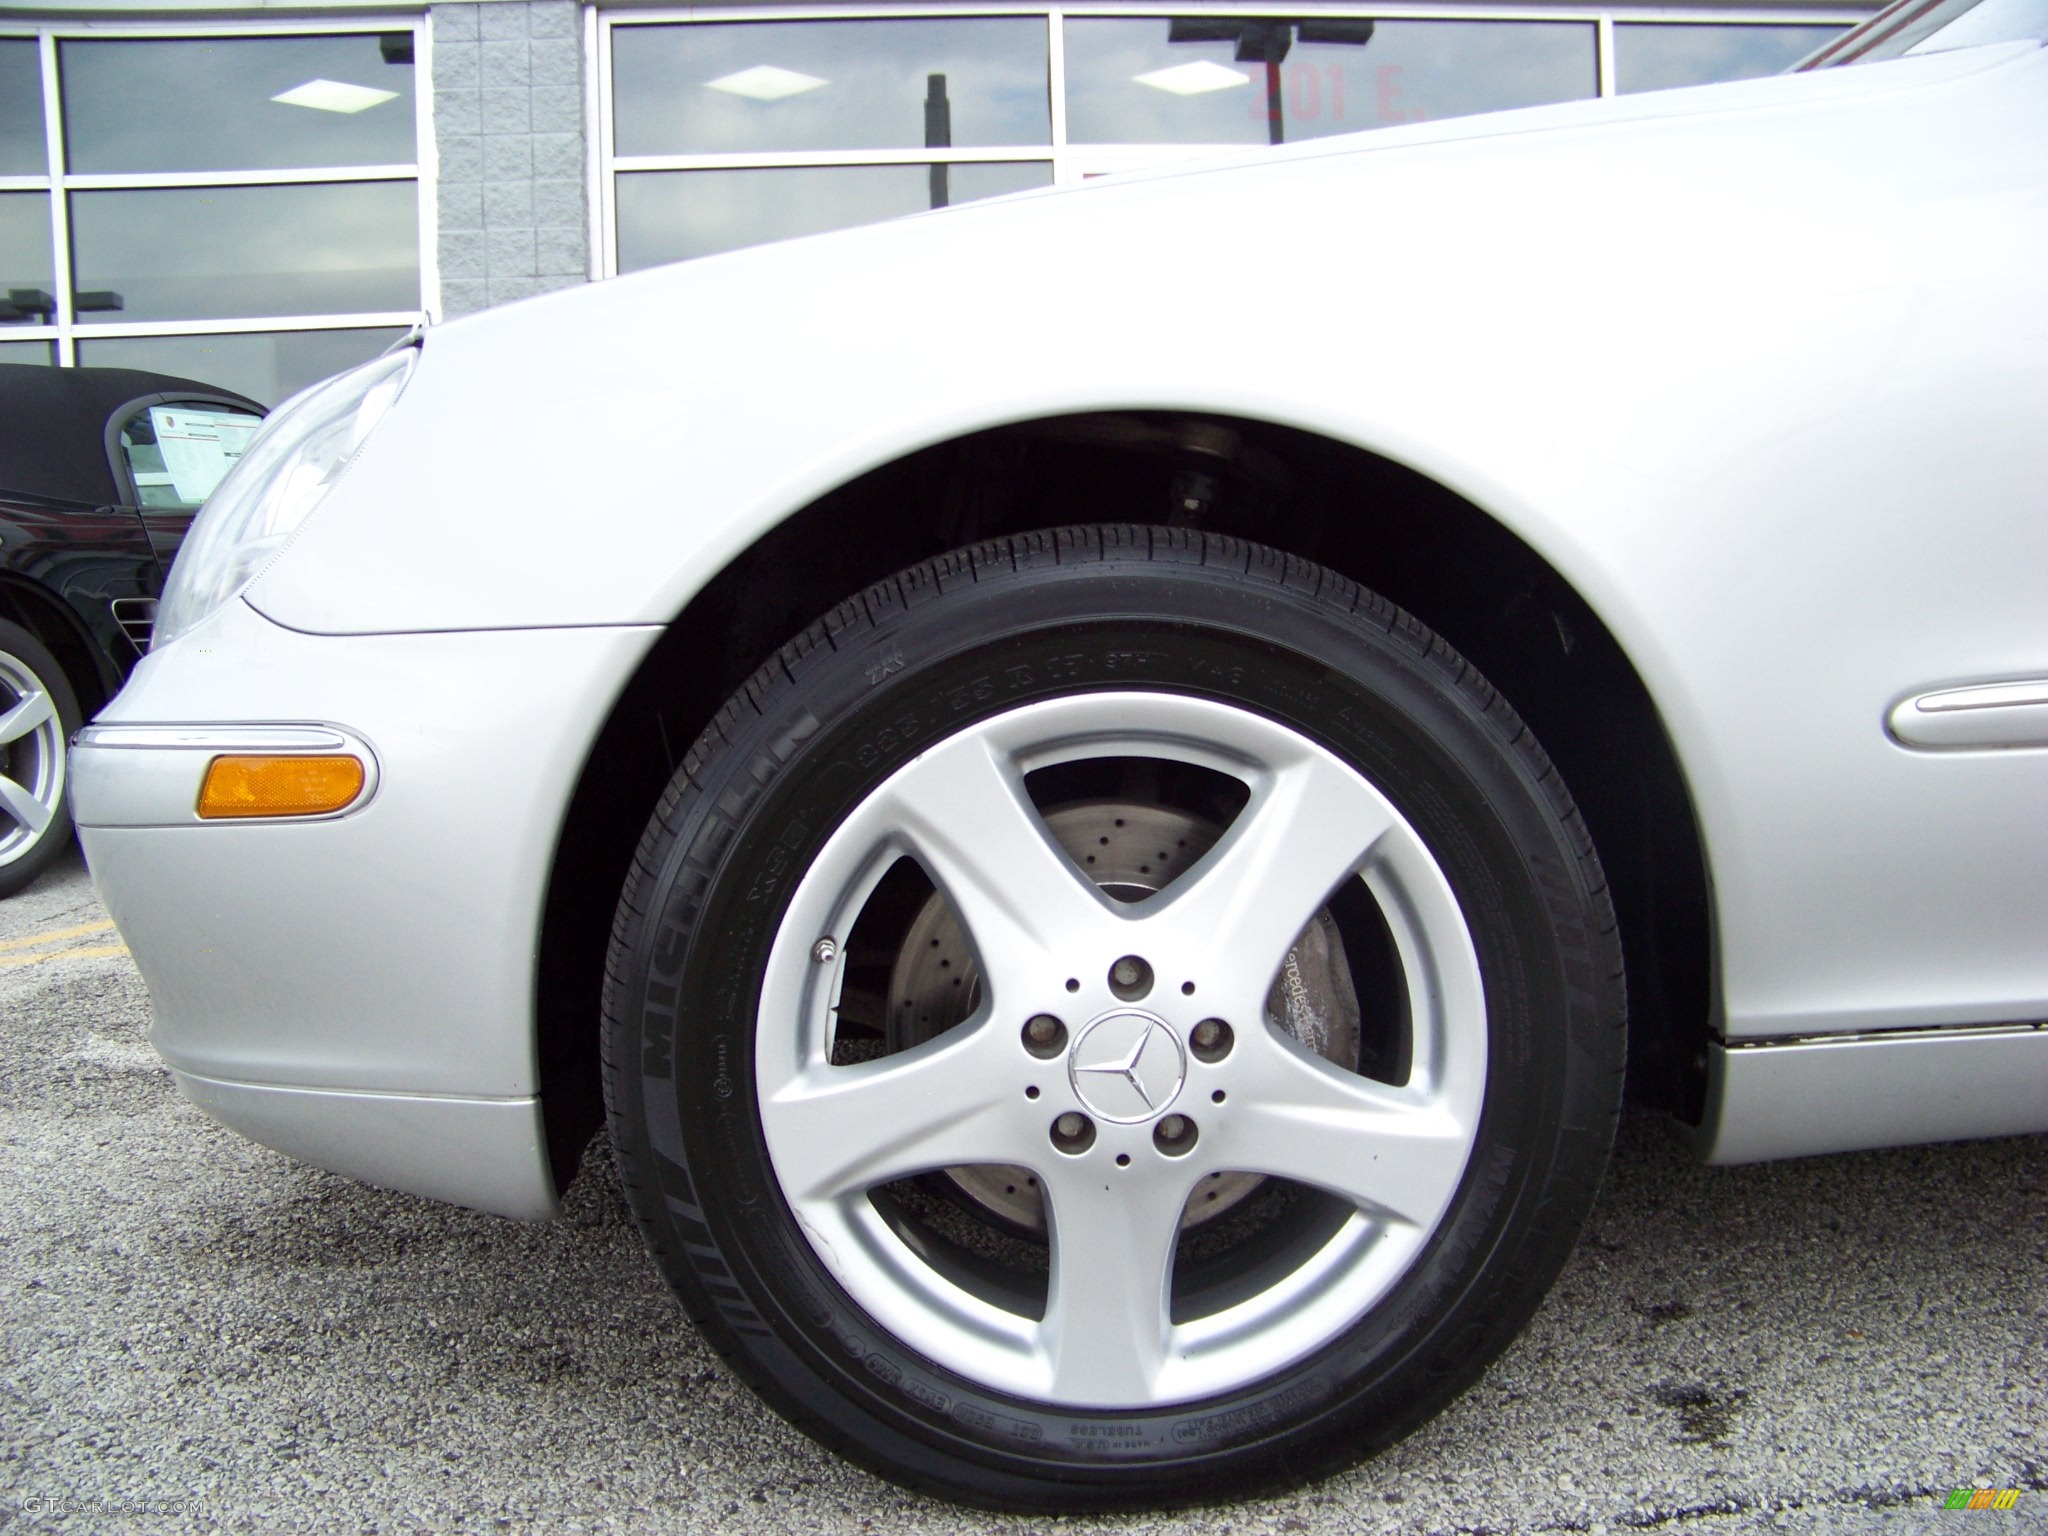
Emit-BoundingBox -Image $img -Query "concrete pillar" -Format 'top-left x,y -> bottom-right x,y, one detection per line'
429,0 -> 588,319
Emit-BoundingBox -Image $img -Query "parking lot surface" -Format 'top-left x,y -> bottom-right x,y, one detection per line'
2,851 -> 2042,1534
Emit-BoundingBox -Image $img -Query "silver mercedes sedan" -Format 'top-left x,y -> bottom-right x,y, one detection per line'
70,0 -> 2048,1509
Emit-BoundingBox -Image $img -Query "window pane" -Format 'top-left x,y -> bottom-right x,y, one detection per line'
614,19 -> 1050,154
0,39 -> 43,175
0,338 -> 54,365
77,327 -> 408,407
1,192 -> 55,325
120,403 -> 264,507
618,162 -> 1053,269
1614,24 -> 1848,93
70,183 -> 419,324
1065,17 -> 1595,145
61,33 -> 416,174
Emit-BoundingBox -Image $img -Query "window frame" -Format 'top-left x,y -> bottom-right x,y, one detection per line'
104,390 -> 267,511
594,2 -> 1868,278
0,15 -> 436,369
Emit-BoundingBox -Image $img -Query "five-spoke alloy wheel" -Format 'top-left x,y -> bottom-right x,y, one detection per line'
0,618 -> 81,899
604,528 -> 1624,1509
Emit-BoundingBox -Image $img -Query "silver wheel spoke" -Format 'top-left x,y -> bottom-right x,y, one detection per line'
0,689 -> 53,747
878,729 -> 1112,992
1039,1163 -> 1187,1404
1140,751 -> 1393,1010
0,771 -> 53,834
1223,1031 -> 1471,1229
765,1022 -> 1035,1200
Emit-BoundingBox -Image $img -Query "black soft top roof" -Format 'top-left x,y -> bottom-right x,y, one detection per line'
0,363 -> 265,507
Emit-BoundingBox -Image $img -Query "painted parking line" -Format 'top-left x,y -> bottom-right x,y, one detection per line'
0,940 -> 130,971
0,918 -> 118,954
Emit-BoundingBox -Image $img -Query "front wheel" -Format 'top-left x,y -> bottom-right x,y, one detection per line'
0,618 -> 82,899
603,527 -> 1624,1508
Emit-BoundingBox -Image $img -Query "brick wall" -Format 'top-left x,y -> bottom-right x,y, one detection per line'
430,0 -> 588,319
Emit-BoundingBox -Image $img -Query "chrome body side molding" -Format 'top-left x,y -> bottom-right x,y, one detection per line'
1695,1022 -> 2048,1164
1888,679 -> 2048,750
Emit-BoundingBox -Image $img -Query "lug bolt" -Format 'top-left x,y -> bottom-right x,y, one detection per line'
1109,954 -> 1154,1001
1050,1112 -> 1096,1154
1190,1018 -> 1234,1062
811,937 -> 838,964
1022,1015 -> 1067,1058
1153,1114 -> 1198,1156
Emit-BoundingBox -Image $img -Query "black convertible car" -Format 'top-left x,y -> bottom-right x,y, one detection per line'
0,364 -> 265,896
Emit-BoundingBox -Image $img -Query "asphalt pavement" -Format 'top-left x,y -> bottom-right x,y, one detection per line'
2,850 -> 2042,1534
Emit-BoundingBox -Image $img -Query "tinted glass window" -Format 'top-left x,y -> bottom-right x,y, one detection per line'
77,327 -> 408,407
0,40 -> 43,175
1,193 -> 55,323
1063,17 -> 1596,145
0,339 -> 54,365
60,34 -> 416,174
1615,24 -> 1848,93
69,183 -> 419,323
617,161 -> 1053,269
614,19 -> 1051,154
118,402 -> 264,507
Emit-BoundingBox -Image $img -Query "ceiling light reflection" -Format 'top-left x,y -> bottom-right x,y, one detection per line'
1132,61 -> 1252,95
705,65 -> 829,101
269,78 -> 400,114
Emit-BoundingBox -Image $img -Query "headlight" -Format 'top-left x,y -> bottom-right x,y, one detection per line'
153,346 -> 417,650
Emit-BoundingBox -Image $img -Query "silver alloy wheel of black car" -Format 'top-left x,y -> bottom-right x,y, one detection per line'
0,618 -> 81,898
603,526 -> 1625,1509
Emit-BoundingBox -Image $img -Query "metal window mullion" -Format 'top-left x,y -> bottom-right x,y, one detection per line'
70,313 -> 423,341
612,5 -> 1058,22
1597,13 -> 1617,94
623,3 -> 1608,21
596,9 -> 620,282
605,2 -> 1614,19
1048,8 -> 1074,186
605,2 -> 1862,20
413,15 -> 438,323
614,148 -> 1057,172
37,30 -> 73,365
60,165 -> 420,192
1606,7 -> 1861,20
37,16 -> 424,43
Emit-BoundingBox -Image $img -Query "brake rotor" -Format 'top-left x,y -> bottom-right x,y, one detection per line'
884,799 -> 1363,1235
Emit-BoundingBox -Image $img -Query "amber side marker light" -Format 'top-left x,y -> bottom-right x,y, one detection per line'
197,755 -> 366,820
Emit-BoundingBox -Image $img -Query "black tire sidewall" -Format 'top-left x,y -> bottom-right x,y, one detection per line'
605,535 -> 1619,1507
0,618 -> 82,898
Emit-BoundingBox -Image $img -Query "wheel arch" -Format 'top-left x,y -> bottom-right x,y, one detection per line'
533,411 -> 1715,1194
0,574 -> 119,719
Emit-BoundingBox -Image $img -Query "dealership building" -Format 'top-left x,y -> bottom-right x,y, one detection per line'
3,0 -> 1863,405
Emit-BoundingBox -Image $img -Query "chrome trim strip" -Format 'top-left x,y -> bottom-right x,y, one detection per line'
70,721 -> 380,826
1694,1024 -> 2048,1164
1721,1019 -> 2048,1049
1887,679 -> 2048,750
78,723 -> 350,751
